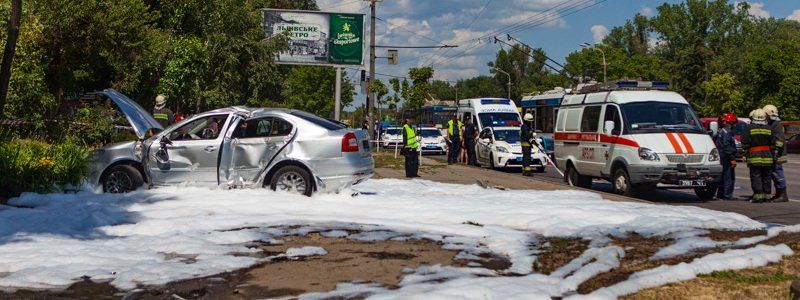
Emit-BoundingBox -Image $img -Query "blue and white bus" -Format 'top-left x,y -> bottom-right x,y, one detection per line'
520,88 -> 567,154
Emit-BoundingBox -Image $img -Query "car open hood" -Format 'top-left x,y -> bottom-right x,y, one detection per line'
103,89 -> 163,139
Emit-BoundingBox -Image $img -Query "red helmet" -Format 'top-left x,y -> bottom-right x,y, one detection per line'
722,113 -> 737,124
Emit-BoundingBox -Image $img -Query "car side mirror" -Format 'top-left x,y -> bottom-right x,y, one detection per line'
604,120 -> 615,136
710,121 -> 719,135
160,135 -> 172,146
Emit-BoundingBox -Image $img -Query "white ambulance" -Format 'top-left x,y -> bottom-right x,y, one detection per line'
553,81 -> 722,199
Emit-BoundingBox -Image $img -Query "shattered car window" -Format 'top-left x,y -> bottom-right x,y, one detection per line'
169,115 -> 229,141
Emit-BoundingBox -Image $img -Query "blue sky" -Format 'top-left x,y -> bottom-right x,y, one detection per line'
315,0 -> 800,109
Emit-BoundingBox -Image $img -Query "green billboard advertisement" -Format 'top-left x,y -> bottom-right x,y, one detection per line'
329,14 -> 363,65
262,10 -> 364,66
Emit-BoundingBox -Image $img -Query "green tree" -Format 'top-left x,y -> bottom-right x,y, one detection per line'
700,73 -> 745,117
487,45 -> 549,101
454,76 -> 504,99
428,80 -> 454,100
404,66 -> 434,109
280,65 -> 354,118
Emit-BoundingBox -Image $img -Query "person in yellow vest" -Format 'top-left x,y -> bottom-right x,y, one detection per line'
446,115 -> 464,165
742,109 -> 775,203
402,117 -> 420,178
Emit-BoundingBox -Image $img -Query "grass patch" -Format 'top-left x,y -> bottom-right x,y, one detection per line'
702,270 -> 797,284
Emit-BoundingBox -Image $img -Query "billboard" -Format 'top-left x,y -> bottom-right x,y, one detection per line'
262,9 -> 364,66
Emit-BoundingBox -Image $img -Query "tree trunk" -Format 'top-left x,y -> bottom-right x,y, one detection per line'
0,0 -> 22,117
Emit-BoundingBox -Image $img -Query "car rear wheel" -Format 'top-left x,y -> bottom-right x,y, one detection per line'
102,165 -> 143,193
270,166 -> 313,196
566,164 -> 591,188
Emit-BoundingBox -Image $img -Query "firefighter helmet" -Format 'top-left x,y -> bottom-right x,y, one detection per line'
763,104 -> 779,117
751,109 -> 767,121
722,113 -> 738,124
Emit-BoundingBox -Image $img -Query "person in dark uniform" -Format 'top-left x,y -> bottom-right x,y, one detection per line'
763,104 -> 788,202
152,94 -> 174,127
446,115 -> 463,165
520,113 -> 535,176
742,109 -> 775,203
463,117 -> 478,166
402,118 -> 420,178
715,113 -> 738,200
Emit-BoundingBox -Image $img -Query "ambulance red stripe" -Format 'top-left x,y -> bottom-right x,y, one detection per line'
554,132 -> 639,148
676,133 -> 695,154
665,133 -> 683,153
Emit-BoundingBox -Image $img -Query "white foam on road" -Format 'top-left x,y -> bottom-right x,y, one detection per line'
0,179 -> 791,297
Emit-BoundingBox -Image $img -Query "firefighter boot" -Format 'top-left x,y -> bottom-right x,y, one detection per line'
771,188 -> 789,203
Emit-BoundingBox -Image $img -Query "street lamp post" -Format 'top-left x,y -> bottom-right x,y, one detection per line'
492,67 -> 512,101
581,43 -> 607,82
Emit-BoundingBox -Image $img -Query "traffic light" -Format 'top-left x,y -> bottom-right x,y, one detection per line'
388,50 -> 398,65
360,69 -> 366,82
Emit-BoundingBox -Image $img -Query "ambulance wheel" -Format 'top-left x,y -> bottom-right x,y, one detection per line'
566,164 -> 591,188
694,184 -> 718,200
612,168 -> 634,196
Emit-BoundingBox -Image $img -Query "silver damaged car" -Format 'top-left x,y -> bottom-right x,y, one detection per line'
88,89 -> 374,196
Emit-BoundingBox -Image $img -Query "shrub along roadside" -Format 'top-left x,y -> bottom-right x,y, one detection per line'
0,139 -> 90,202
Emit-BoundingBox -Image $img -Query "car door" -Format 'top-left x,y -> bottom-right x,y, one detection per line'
579,105 -> 603,175
599,104 -> 623,176
477,128 -> 493,163
222,115 -> 296,186
149,113 -> 232,185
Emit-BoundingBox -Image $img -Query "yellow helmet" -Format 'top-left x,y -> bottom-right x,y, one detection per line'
751,108 -> 767,121
524,113 -> 534,121
763,104 -> 779,117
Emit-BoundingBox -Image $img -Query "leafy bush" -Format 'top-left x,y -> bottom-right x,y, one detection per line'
0,138 -> 90,201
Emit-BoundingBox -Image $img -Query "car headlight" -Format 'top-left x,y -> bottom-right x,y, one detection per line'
638,147 -> 660,161
709,148 -> 719,161
495,146 -> 509,153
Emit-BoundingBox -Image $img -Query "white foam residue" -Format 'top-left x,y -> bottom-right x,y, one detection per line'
581,244 -> 794,299
0,178 -> 785,296
285,246 -> 327,258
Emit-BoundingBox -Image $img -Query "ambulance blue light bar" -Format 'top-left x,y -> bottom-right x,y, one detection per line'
481,99 -> 511,105
615,81 -> 669,89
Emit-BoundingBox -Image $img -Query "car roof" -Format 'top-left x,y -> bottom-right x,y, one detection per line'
563,90 -> 688,106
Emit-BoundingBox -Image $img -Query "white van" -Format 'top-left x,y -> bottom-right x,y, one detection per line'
457,98 -> 522,132
553,81 -> 722,199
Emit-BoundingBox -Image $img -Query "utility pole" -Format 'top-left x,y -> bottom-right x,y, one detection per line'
581,43 -> 607,82
367,0 -> 378,139
334,67 -> 342,121
492,67 -> 512,101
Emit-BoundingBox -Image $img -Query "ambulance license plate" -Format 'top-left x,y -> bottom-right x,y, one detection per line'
679,180 -> 705,187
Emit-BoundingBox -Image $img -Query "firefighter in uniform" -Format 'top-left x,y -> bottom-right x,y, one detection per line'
520,113 -> 535,176
446,115 -> 463,165
402,118 -> 420,178
742,109 -> 775,203
715,113 -> 738,200
152,94 -> 174,127
763,105 -> 788,202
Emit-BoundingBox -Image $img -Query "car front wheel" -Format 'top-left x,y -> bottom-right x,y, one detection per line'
270,166 -> 313,196
102,165 -> 144,193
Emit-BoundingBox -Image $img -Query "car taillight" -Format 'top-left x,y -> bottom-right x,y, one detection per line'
342,132 -> 359,152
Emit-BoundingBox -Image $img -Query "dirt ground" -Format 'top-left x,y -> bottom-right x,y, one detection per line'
2,234 -> 468,299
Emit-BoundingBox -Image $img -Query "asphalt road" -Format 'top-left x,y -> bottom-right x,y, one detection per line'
427,153 -> 800,225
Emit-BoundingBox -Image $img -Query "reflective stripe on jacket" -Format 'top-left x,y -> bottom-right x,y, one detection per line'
403,124 -> 420,149
741,122 -> 774,167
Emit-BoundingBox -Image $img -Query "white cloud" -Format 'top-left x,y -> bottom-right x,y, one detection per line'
590,25 -> 608,43
639,6 -> 655,17
741,2 -> 770,18
788,9 -> 800,21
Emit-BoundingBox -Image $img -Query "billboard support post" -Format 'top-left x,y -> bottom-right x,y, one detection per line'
334,66 -> 342,121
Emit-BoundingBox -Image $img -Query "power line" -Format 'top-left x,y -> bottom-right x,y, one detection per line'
375,17 -> 444,45
470,0 -> 584,42
318,0 -> 362,11
423,0 -> 494,66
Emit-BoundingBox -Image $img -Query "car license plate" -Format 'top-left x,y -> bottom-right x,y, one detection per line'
679,180 -> 705,187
